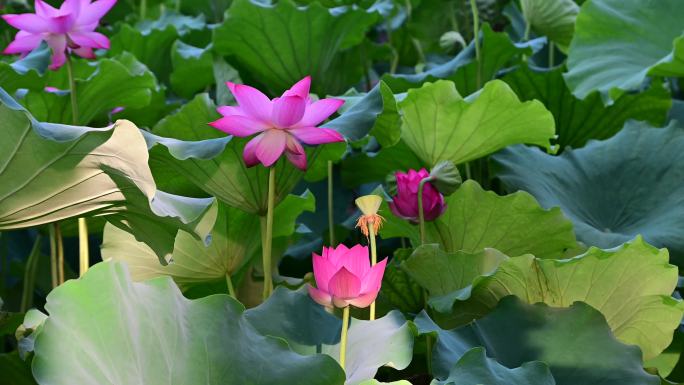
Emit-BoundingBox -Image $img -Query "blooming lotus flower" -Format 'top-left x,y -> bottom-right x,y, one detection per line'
2,0 -> 116,70
210,76 -> 345,170
308,244 -> 387,309
389,168 -> 447,222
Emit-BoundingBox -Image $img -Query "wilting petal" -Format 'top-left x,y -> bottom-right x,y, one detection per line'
69,31 -> 109,49
298,98 -> 344,127
217,105 -> 244,116
308,286 -> 333,307
283,76 -> 311,98
3,32 -> 42,54
35,0 -> 59,17
79,0 -> 117,25
209,115 -> 269,137
45,34 -> 67,69
360,258 -> 387,293
347,291 -> 378,309
328,267 -> 361,300
341,245 -> 370,277
255,129 -> 287,167
288,127 -> 344,145
71,46 -> 95,59
312,253 -> 336,292
272,95 -> 306,127
242,134 -> 263,167
226,82 -> 272,123
2,14 -> 51,34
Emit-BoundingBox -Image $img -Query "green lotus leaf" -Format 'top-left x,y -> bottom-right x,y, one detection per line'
564,0 -> 684,100
147,93 -> 335,214
417,297 -> 660,385
0,43 -> 49,93
245,287 -> 415,385
433,347 -> 555,385
383,24 -> 544,95
170,41 -> 214,98
493,120 -> 684,265
20,53 -> 157,125
398,80 -> 555,167
341,140 -> 424,187
101,192 -> 314,288
0,89 -> 216,264
30,261 -> 345,385
432,237 -> 683,361
503,64 -> 671,148
0,352 -> 36,385
381,181 -> 577,259
213,0 -> 378,96
376,249 -> 425,315
520,0 -> 579,51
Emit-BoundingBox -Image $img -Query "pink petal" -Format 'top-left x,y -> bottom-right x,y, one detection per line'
283,76 -> 311,98
341,245 -> 371,277
298,98 -> 344,127
71,46 -> 95,59
2,14 -> 51,34
286,151 -> 307,170
242,135 -> 263,167
209,115 -> 269,137
308,285 -> 333,308
79,0 -> 117,25
3,32 -> 42,54
217,106 -> 244,116
35,0 -> 59,17
255,129 -> 287,167
360,258 -> 387,293
59,0 -> 82,16
272,95 -> 306,128
69,31 -> 109,49
288,127 -> 344,145
312,253 -> 336,292
45,34 -> 67,70
328,267 -> 361,300
285,135 -> 307,170
347,291 -> 378,309
226,82 -> 273,123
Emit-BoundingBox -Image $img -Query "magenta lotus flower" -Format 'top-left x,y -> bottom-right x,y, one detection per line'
209,76 -> 345,170
389,168 -> 447,222
2,0 -> 116,70
308,244 -> 387,309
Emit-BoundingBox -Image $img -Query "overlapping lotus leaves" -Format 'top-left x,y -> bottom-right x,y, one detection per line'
520,0 -> 578,51
381,181 -> 577,258
170,41 -> 214,98
0,89 -> 217,264
341,141 -> 424,187
245,287 -> 415,385
411,237 -> 682,361
30,261 -> 346,385
503,64 -> 671,149
432,347 -> 555,385
383,23 -> 545,95
494,120 -> 684,265
20,53 -> 157,125
417,297 -> 660,385
213,0 -> 378,95
0,43 -> 49,93
101,192 -> 315,288
398,80 -> 555,168
564,0 -> 684,100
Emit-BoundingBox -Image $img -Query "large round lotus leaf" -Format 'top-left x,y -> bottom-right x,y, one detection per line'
493,120 -> 684,265
416,297 -> 660,385
520,0 -> 578,51
564,0 -> 684,100
31,261 -> 345,385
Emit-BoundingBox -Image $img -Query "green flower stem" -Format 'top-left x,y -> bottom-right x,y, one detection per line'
369,223 -> 378,320
328,161 -> 335,246
54,223 -> 64,285
262,166 -> 277,300
549,42 -> 555,67
49,225 -> 58,288
469,0 -> 482,89
140,0 -> 147,19
225,272 -> 236,298
20,234 -> 42,312
67,56 -> 90,278
339,306 -> 350,370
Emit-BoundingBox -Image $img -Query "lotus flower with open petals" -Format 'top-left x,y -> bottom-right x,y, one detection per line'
2,0 -> 117,70
308,244 -> 387,309
210,76 -> 345,170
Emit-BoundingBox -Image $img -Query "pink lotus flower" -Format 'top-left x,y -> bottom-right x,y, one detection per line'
308,244 -> 387,309
389,168 -> 447,222
2,0 -> 116,70
209,76 -> 345,170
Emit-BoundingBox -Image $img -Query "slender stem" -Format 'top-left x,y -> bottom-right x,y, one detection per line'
469,0 -> 482,89
262,167 -> 276,300
548,42 -> 555,67
465,162 -> 472,180
140,0 -> 147,19
225,272 -> 236,298
66,56 -> 79,125
369,224 -> 378,320
339,306 -> 350,370
327,161 -> 335,246
49,225 -> 58,289
78,218 -> 89,276
417,179 -> 429,245
20,234 -> 42,312
524,21 -> 531,42
176,0 -> 181,11
55,223 -> 64,285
